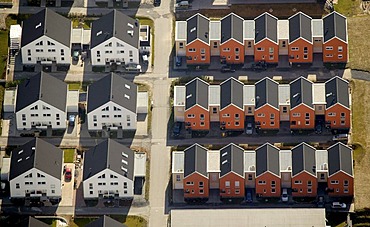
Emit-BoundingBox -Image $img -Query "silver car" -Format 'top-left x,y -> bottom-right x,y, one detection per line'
246,123 -> 253,135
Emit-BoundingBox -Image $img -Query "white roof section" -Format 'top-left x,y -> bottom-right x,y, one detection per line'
172,151 -> 184,173
71,28 -> 91,45
280,150 -> 292,172
10,25 -> 22,39
175,21 -> 187,41
1,158 -> 10,181
209,21 -> 221,40
244,151 -> 256,172
137,92 -> 148,114
174,86 -> 185,107
316,149 -> 328,172
278,20 -> 289,40
243,20 -> 255,40
312,19 -> 323,37
279,84 -> 290,105
134,152 -> 146,177
3,89 -> 16,112
171,208 -> 326,227
312,83 -> 326,104
207,150 -> 220,172
66,90 -> 79,109
209,85 -> 220,105
243,85 -> 255,105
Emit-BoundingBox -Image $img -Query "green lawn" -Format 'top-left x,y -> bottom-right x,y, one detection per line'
71,216 -> 147,227
334,0 -> 362,17
71,18 -> 92,29
68,83 -> 81,91
0,31 -> 8,79
63,149 -> 75,163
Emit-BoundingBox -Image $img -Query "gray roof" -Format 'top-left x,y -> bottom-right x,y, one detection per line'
290,77 -> 313,109
91,10 -> 139,48
86,216 -> 127,227
220,77 -> 244,110
185,78 -> 209,110
323,11 -> 347,43
21,8 -> 71,47
186,14 -> 210,45
16,72 -> 67,112
220,144 -> 244,178
255,77 -> 279,110
254,13 -> 278,44
291,143 -> 316,177
325,76 -> 349,109
28,217 -> 50,227
256,143 -> 280,177
289,12 -> 312,43
83,139 -> 135,181
184,144 -> 208,178
221,13 -> 244,44
87,73 -> 137,113
9,138 -> 63,180
328,143 -> 353,176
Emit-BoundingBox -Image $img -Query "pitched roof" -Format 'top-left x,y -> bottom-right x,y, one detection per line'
91,10 -> 139,49
220,144 -> 244,178
184,144 -> 208,178
255,143 -> 280,177
16,72 -> 67,112
186,13 -> 210,45
185,78 -> 209,110
255,77 -> 279,110
83,139 -> 135,181
87,73 -> 137,113
221,13 -> 244,44
28,217 -> 50,227
86,216 -> 127,227
220,77 -> 244,110
9,138 -> 63,180
325,76 -> 349,109
21,8 -> 71,47
291,143 -> 316,177
288,12 -> 312,43
254,13 -> 278,44
323,11 -> 347,43
290,77 -> 313,109
327,143 -> 353,177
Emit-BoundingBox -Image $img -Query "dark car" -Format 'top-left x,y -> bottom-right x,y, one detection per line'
251,61 -> 267,71
175,56 -> 182,67
173,122 -> 182,137
221,65 -> 236,73
315,124 -> 322,134
317,196 -> 325,208
154,0 -> 161,6
246,190 -> 252,203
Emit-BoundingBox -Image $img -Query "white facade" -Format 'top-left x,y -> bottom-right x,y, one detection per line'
21,36 -> 70,65
10,168 -> 62,199
83,168 -> 134,199
16,99 -> 66,130
87,101 -> 136,131
90,37 -> 139,66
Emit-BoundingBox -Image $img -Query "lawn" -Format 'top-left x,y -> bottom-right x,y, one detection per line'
0,31 -> 9,79
71,18 -> 92,29
334,0 -> 362,17
68,83 -> 82,91
63,149 -> 75,163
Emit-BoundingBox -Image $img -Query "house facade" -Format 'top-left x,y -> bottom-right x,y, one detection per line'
83,139 -> 135,199
254,13 -> 279,63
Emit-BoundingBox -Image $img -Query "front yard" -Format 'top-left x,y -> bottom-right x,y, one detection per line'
63,148 -> 75,163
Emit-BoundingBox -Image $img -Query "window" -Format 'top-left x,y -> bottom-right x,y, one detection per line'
199,182 -> 204,188
200,122 -> 205,126
200,48 -> 205,54
338,54 -> 343,59
22,114 -> 26,121
291,47 -> 299,51
129,51 -> 133,57
25,173 -> 32,178
270,121 -> 275,126
25,182 -> 33,185
90,191 -> 93,195
114,115 -> 122,118
338,46 -> 343,52
176,175 -> 181,182
235,189 -> 240,194
28,57 -> 31,61
271,181 -> 276,187
292,113 -> 300,117
257,47 -> 264,51
16,183 -> 20,189
282,106 -> 287,113
51,190 -> 55,194
307,180 -> 312,186
336,188 -> 340,193
98,174 -> 105,179
271,188 -> 276,193
257,113 -> 265,117
124,190 -> 128,194
258,181 -> 266,185
344,180 -> 349,186
199,189 -> 204,194
124,182 -> 128,188
223,48 -> 230,52
36,41 -> 43,46
186,182 -> 194,185
89,183 -> 93,189
225,181 -> 230,188
320,173 -> 325,180
326,54 -> 333,58
200,114 -> 204,120
212,107 -> 217,114
43,114 -> 51,117
36,49 -> 43,52
179,42 -> 184,48
303,47 -> 308,54
235,181 -> 240,188
102,115 -> 109,118
110,182 -> 118,185
56,114 -> 60,120
294,180 -> 302,184
97,51 -> 100,57
187,114 -> 195,118
37,173 -> 45,178
308,188 -> 312,193
344,188 -> 349,193
270,113 -> 275,119
305,113 -> 310,119
235,47 -> 239,54
269,47 -> 274,54
61,49 -> 64,55
38,182 -> 46,185
328,112 -> 336,117
222,114 -> 230,117
188,48 -> 196,52
282,41 -> 286,47
331,180 -> 339,184
98,182 -> 106,186
248,41 -> 252,48
213,42 -> 218,48
28,49 -> 31,55
326,46 -> 333,50
235,113 -> 239,119
48,49 -> 56,52
248,107 -> 252,114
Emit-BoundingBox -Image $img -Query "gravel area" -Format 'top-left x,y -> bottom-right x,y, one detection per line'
0,14 -> 7,30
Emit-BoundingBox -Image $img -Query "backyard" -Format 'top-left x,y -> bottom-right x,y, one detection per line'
0,15 -> 16,79
63,148 -> 75,163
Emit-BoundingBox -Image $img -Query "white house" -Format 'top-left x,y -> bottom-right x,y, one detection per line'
83,139 -> 135,199
90,10 -> 140,66
9,138 -> 63,202
86,73 -> 137,131
15,72 -> 68,130
21,8 -> 71,66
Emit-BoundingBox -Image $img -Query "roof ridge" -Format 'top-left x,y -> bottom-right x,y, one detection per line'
39,73 -> 43,100
43,9 -> 48,35
33,139 -> 38,168
110,73 -> 114,101
106,139 -> 110,169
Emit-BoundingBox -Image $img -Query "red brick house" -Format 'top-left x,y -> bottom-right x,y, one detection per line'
254,13 -> 279,63
219,78 -> 244,131
183,144 -> 209,201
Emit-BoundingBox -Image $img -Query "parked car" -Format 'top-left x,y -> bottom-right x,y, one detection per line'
251,61 -> 267,71
246,190 -> 252,203
331,202 -> 346,209
317,196 -> 325,208
173,122 -> 182,137
332,134 -> 348,141
65,168 -> 72,181
221,65 -> 236,73
281,188 -> 288,202
246,123 -> 253,135
175,56 -> 182,67
175,1 -> 190,9
153,0 -> 161,6
72,50 -> 79,61
69,115 -> 76,126
315,124 -> 323,134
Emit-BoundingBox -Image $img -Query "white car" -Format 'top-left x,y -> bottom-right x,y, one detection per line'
246,123 -> 253,135
331,202 -> 346,209
281,188 -> 288,202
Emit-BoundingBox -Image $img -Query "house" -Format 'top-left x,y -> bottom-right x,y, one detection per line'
243,84 -> 255,117
86,215 -> 127,227
322,11 -> 348,63
219,78 -> 244,131
291,143 -> 317,197
172,151 -> 185,190
175,21 -> 187,57
83,139 -> 135,199
243,20 -> 255,56
312,19 -> 324,54
184,78 -> 210,131
21,8 -> 71,68
15,72 -> 67,131
255,143 -> 281,197
9,138 -> 63,202
327,143 -> 353,197
220,13 -> 244,64
183,144 -> 209,200
219,144 -> 245,199
254,77 -> 280,130
325,76 -> 350,130
209,21 -> 221,56
288,12 -> 313,63
185,14 -> 210,65
86,73 -> 137,131
289,77 -> 315,130
254,13 -> 279,63
312,83 -> 326,118
277,19 -> 289,56
173,85 -> 186,122
90,10 -> 139,67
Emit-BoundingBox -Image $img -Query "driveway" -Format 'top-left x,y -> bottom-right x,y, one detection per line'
57,163 -> 75,214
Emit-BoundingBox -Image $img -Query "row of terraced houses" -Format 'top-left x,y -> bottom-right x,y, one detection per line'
172,142 -> 353,201
174,76 -> 350,131
175,11 -> 347,65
